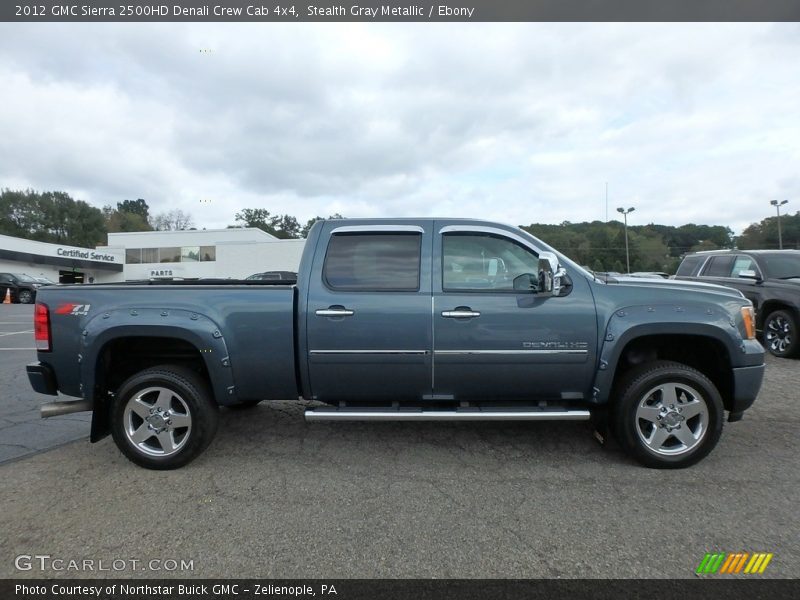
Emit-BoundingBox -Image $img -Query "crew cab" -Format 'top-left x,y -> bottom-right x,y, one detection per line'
27,219 -> 765,470
675,249 -> 800,357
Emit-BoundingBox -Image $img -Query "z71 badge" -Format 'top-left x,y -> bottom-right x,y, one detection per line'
55,303 -> 91,316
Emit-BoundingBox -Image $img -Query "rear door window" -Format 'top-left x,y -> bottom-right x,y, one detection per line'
676,256 -> 704,277
702,255 -> 735,277
323,233 -> 421,291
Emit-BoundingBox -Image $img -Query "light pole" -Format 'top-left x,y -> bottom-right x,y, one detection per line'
770,199 -> 789,250
617,206 -> 635,273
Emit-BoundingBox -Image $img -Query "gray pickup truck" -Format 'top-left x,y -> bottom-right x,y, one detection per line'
27,219 -> 765,470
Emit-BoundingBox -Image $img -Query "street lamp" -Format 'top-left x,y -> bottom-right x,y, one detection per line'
617,206 -> 635,273
770,199 -> 789,250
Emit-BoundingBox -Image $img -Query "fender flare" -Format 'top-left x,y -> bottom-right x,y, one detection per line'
591,304 -> 743,404
81,308 -> 236,441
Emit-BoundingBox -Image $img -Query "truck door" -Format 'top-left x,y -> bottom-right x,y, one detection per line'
305,223 -> 433,402
432,223 -> 597,402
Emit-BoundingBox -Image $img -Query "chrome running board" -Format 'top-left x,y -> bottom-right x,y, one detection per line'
304,408 -> 590,422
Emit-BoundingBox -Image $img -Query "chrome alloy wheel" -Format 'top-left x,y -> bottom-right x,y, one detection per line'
634,383 -> 709,456
765,314 -> 793,354
123,386 -> 192,457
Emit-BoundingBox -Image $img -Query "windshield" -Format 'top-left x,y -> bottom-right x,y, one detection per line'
13,273 -> 37,282
759,254 -> 800,279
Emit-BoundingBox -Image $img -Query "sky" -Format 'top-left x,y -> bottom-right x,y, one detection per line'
0,22 -> 798,234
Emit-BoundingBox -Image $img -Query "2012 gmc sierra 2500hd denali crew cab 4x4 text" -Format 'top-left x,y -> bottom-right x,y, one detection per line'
27,219 -> 765,469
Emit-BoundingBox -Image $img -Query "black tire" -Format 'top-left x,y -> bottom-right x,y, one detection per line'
110,365 -> 219,470
18,289 -> 34,304
611,360 -> 724,469
227,399 -> 263,410
763,309 -> 798,358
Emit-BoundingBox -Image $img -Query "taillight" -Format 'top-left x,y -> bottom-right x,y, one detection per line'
34,302 -> 51,351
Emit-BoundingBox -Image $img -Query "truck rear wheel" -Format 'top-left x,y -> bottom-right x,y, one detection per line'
611,361 -> 723,469
110,365 -> 218,470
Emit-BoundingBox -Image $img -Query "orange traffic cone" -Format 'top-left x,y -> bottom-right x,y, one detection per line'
2,288 -> 10,304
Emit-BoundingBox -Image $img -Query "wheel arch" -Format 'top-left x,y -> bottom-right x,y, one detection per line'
757,300 -> 798,329
593,310 -> 740,413
81,309 -> 236,442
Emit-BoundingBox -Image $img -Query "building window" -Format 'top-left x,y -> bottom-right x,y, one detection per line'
159,247 -> 181,263
125,249 -> 142,264
141,248 -> 158,263
200,246 -> 216,262
181,246 -> 200,262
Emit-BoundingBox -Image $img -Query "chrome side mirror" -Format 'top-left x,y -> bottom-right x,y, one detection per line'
538,251 -> 566,296
738,269 -> 759,280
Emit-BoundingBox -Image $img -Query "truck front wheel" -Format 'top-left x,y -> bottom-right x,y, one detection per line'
611,361 -> 723,469
110,365 -> 219,470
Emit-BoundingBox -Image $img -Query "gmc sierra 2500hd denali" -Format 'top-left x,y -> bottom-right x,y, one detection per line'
27,219 -> 765,470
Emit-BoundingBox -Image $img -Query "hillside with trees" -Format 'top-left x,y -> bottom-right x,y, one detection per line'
2,188 -> 797,274
521,221 -> 735,273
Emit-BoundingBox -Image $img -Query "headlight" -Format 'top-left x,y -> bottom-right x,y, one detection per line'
741,306 -> 756,340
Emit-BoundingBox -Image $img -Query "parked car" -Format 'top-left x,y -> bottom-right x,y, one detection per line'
33,276 -> 58,285
245,270 -> 298,282
27,218 -> 764,470
0,272 -> 42,304
675,249 -> 800,357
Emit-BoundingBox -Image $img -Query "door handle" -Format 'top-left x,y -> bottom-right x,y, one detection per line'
441,309 -> 481,319
316,307 -> 355,317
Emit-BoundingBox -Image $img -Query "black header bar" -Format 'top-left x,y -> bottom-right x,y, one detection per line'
3,1 -> 800,22
3,579 -> 800,600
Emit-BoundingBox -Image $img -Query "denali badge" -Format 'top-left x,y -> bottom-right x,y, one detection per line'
523,341 -> 589,350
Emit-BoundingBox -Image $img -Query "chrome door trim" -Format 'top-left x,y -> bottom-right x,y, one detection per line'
309,349 -> 430,355
434,349 -> 589,355
331,225 -> 425,234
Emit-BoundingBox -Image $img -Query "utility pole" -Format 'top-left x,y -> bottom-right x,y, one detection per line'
770,199 -> 789,249
605,182 -> 608,222
617,206 -> 636,273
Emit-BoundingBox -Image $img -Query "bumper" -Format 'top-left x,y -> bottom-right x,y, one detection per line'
728,363 -> 765,420
27,362 -> 58,396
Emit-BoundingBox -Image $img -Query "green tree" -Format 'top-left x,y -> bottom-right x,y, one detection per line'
233,209 -> 320,239
738,212 -> 800,250
301,214 -> 344,238
0,188 -> 106,246
103,205 -> 151,232
117,199 -> 150,221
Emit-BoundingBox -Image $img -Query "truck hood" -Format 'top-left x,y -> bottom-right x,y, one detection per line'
602,275 -> 746,301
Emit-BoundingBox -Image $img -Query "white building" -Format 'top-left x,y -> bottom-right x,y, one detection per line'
0,233 -> 124,283
0,228 -> 306,284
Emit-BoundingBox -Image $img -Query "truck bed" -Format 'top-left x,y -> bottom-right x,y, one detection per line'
35,283 -> 299,405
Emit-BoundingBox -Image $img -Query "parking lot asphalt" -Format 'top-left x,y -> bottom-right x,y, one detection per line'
1,302 -> 797,579
0,304 -> 90,463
